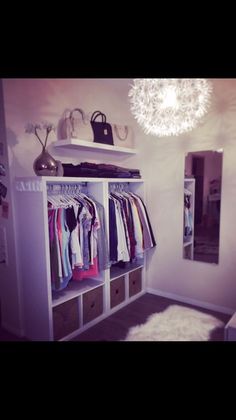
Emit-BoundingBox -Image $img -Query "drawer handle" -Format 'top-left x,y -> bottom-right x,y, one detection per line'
90,302 -> 95,308
115,289 -> 119,294
132,280 -> 136,285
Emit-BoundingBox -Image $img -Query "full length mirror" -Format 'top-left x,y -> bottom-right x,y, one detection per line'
183,150 -> 223,264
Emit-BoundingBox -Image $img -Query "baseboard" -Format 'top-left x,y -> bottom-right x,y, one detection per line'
146,288 -> 235,315
1,321 -> 25,338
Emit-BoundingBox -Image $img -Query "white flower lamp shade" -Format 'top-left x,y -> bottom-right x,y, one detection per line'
128,79 -> 213,137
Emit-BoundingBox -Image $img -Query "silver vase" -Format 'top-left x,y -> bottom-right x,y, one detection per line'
33,147 -> 58,176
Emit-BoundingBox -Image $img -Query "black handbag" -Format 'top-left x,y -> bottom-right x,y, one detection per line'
90,111 -> 114,145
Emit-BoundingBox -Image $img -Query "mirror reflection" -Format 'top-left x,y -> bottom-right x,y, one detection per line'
183,150 -> 223,264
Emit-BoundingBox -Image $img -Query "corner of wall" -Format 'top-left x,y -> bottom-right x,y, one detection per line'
0,79 -> 24,337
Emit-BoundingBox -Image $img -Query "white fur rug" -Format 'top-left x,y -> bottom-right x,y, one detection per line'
124,305 -> 224,341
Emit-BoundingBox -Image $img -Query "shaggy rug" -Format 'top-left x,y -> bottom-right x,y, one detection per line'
124,305 -> 224,341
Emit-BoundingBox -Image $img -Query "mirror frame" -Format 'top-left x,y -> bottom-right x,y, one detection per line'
183,150 -> 223,264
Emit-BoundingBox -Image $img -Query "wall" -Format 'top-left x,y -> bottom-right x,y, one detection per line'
144,79 -> 236,313
2,79 -> 144,178
0,80 -> 24,335
2,78 -> 236,334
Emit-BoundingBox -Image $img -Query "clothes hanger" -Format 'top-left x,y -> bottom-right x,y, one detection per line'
184,188 -> 192,195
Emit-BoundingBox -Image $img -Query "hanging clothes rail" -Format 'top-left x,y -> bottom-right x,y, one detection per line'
47,183 -> 88,208
47,182 -> 87,193
109,182 -> 130,192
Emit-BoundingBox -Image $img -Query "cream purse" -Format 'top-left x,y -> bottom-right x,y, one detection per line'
70,108 -> 93,141
111,124 -> 134,148
60,108 -> 93,142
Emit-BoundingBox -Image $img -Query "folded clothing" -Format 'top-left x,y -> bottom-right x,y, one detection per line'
62,162 -> 141,178
80,162 -> 140,174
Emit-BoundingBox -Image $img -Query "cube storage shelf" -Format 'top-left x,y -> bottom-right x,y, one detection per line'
15,176 -> 147,340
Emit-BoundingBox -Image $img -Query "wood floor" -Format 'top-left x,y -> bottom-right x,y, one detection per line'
0,293 -> 231,341
72,293 -> 231,341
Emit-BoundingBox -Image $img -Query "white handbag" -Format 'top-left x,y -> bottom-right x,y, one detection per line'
59,109 -> 72,140
70,108 -> 93,141
111,124 -> 134,148
59,108 -> 93,142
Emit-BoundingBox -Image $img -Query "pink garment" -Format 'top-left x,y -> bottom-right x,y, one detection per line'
72,256 -> 99,281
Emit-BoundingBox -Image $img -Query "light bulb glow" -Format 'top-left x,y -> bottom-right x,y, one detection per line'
128,79 -> 213,137
161,87 -> 178,108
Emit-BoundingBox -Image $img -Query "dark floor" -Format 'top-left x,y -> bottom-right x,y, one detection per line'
73,293 -> 230,341
0,326 -> 26,341
0,293 -> 231,341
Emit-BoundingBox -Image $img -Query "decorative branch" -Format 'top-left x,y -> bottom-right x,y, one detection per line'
34,127 -> 45,148
25,122 -> 55,148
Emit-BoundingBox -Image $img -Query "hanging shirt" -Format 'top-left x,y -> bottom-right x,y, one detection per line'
111,195 -> 130,262
109,197 -> 118,262
69,205 -> 83,269
128,196 -> 144,257
132,193 -> 156,248
91,199 -> 110,271
130,193 -> 154,250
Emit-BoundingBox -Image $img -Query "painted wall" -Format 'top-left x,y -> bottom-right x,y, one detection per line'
2,78 -> 236,334
0,80 -> 24,335
145,79 -> 236,312
2,79 -> 144,178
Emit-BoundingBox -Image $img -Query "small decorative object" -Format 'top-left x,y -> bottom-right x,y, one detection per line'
128,79 -> 213,137
25,122 -> 58,176
90,111 -> 114,145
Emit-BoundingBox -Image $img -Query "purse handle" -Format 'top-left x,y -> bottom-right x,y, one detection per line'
70,108 -> 86,123
91,110 -> 106,123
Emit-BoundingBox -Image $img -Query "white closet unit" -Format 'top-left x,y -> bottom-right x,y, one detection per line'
14,176 -> 147,341
183,178 -> 195,260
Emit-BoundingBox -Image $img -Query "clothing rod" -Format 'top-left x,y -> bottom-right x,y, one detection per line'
47,182 -> 87,189
109,182 -> 130,188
